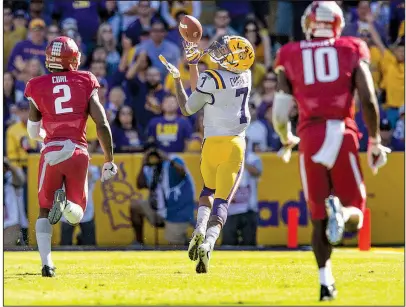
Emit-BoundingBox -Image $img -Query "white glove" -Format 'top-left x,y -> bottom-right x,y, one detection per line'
277,133 -> 300,163
367,137 -> 391,175
101,162 -> 118,182
159,54 -> 180,78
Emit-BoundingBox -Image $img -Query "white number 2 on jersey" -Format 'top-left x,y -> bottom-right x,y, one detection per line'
53,84 -> 73,114
302,47 -> 339,85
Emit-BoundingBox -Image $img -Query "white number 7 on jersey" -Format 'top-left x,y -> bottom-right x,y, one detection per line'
53,84 -> 73,114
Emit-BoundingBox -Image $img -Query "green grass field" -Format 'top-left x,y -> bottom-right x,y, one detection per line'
4,249 -> 404,306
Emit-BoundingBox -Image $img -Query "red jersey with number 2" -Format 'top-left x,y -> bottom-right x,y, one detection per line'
24,71 -> 100,147
275,37 -> 370,134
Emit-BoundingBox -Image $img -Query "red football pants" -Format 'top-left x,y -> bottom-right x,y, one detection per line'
38,146 -> 89,210
299,127 -> 366,220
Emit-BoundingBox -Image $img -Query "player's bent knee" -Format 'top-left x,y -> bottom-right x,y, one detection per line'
210,198 -> 229,227
208,215 -> 224,228
200,186 -> 215,198
63,201 -> 84,225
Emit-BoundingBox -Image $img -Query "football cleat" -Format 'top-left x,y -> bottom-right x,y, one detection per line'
196,242 -> 211,274
320,284 -> 338,301
325,196 -> 345,245
42,265 -> 56,277
48,189 -> 67,225
188,230 -> 205,261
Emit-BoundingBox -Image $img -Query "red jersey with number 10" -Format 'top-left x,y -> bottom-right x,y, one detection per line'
275,36 -> 370,134
24,71 -> 100,147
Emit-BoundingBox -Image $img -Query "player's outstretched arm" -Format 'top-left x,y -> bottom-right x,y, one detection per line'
89,92 -> 114,163
174,77 -> 191,116
355,61 -> 380,139
272,69 -> 300,163
355,60 -> 391,174
160,54 -> 208,116
273,70 -> 295,143
183,41 -> 203,91
175,78 -> 210,116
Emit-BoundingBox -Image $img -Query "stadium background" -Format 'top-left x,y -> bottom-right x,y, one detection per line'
3,0 -> 405,247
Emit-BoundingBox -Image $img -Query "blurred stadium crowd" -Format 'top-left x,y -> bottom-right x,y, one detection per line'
3,0 -> 405,246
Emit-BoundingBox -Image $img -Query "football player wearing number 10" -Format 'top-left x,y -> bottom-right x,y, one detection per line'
273,1 -> 391,301
24,36 -> 117,277
162,37 -> 255,273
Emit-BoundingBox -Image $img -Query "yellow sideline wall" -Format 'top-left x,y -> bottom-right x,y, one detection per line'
27,153 -> 405,246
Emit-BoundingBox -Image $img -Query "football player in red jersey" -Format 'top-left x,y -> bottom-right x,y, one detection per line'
272,1 -> 391,301
25,36 -> 117,277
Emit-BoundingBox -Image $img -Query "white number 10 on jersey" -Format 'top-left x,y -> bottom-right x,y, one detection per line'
302,47 -> 339,85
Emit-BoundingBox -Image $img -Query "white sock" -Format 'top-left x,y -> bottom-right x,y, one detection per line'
319,260 -> 335,286
35,218 -> 53,267
196,206 -> 211,233
63,201 -> 84,225
205,224 -> 221,248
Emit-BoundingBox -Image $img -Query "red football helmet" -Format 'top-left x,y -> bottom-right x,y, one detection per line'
301,1 -> 345,40
45,36 -> 81,71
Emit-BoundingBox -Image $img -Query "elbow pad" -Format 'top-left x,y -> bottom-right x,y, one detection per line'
27,120 -> 41,139
272,91 -> 294,125
27,120 -> 46,140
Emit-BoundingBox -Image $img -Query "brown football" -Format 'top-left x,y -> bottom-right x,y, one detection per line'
178,15 -> 202,43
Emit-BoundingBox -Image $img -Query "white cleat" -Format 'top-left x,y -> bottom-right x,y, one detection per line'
325,196 -> 345,245
196,242 -> 211,274
188,229 -> 205,261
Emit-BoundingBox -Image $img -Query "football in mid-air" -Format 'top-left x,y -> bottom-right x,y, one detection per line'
179,15 -> 202,43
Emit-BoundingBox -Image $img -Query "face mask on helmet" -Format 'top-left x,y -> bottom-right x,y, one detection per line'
206,36 -> 254,73
206,37 -> 233,64
301,1 -> 345,40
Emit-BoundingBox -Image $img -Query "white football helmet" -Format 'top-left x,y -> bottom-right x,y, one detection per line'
301,1 -> 345,40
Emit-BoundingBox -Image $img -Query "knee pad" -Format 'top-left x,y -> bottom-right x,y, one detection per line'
210,198 -> 228,227
200,186 -> 215,198
63,201 -> 84,225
